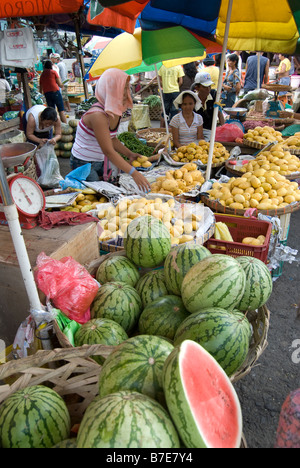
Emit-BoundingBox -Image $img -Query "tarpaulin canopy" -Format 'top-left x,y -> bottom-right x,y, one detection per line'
88,0 -> 300,54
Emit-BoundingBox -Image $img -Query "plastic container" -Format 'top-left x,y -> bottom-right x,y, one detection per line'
205,214 -> 272,263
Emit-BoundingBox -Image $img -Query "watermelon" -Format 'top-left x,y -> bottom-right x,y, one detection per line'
91,281 -> 142,334
236,256 -> 273,311
138,295 -> 189,341
164,244 -> 211,296
74,318 -> 128,364
173,307 -> 252,377
98,335 -> 173,405
124,215 -> 171,268
163,340 -> 243,448
52,438 -> 77,448
275,389 -> 300,448
77,390 -> 180,448
0,385 -> 71,448
135,269 -> 169,308
96,255 -> 140,287
181,254 -> 246,313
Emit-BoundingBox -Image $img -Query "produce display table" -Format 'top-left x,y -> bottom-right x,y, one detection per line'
0,222 -> 99,345
68,94 -> 85,104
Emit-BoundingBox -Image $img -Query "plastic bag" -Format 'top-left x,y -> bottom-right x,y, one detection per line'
35,143 -> 63,188
59,163 -> 91,190
34,252 -> 99,324
129,104 -> 151,130
215,123 -> 244,142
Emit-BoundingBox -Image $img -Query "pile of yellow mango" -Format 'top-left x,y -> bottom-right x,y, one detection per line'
208,170 -> 300,211
131,155 -> 152,168
98,197 -> 203,245
243,126 -> 284,145
150,163 -> 205,196
59,189 -> 108,213
281,133 -> 300,151
171,141 -> 230,165
239,143 -> 300,176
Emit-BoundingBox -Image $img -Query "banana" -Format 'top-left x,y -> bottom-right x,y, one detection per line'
215,222 -> 234,242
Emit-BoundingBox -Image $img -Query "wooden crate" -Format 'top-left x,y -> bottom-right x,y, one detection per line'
0,222 -> 99,345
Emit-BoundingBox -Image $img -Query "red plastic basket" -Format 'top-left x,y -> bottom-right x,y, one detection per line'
205,214 -> 272,263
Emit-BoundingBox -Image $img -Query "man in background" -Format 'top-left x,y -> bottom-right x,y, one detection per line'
57,57 -> 71,113
158,64 -> 185,127
243,52 -> 270,94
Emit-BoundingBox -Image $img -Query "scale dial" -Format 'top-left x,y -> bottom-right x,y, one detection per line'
9,175 -> 45,217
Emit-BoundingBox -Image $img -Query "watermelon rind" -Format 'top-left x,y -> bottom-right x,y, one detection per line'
173,307 -> 252,376
164,244 -> 212,296
162,340 -> 243,448
181,254 -> 246,313
135,269 -> 169,308
90,281 -> 142,334
96,255 -> 140,287
124,215 -> 171,268
236,256 -> 273,311
74,318 -> 128,364
52,438 -> 77,448
138,295 -> 189,340
76,390 -> 180,448
98,335 -> 173,405
0,385 -> 71,448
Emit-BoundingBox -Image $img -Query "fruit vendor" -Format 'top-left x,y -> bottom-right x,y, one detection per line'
70,68 -> 151,192
192,71 -> 225,141
169,90 -> 204,148
25,105 -> 62,147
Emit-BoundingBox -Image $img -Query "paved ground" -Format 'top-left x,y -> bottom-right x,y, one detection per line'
59,108 -> 300,448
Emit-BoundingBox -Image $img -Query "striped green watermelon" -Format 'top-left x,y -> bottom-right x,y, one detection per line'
138,295 -> 189,340
74,318 -> 128,364
124,215 -> 171,268
163,340 -> 243,448
77,390 -> 180,448
98,335 -> 173,405
164,244 -> 212,296
96,255 -> 140,287
181,254 -> 246,313
0,385 -> 71,448
52,438 -> 77,448
135,269 -> 169,308
174,307 -> 252,377
91,281 -> 142,334
236,256 -> 273,311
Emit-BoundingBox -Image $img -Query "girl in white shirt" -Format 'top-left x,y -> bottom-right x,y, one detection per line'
0,69 -> 11,105
169,90 -> 204,148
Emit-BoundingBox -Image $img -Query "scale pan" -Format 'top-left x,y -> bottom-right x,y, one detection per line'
0,143 -> 37,168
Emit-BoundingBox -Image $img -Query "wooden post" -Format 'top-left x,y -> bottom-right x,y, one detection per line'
72,13 -> 89,100
20,71 -> 32,111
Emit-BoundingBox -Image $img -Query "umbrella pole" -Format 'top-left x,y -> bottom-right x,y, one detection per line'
0,159 -> 41,312
154,64 -> 170,143
205,0 -> 234,181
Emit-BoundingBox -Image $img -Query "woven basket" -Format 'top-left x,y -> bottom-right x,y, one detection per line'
149,105 -> 162,121
23,157 -> 38,180
201,194 -> 300,217
224,161 -> 300,181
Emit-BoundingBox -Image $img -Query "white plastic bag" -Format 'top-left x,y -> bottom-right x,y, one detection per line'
36,143 -> 63,188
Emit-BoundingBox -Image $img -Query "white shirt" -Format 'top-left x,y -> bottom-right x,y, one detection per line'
0,78 -> 11,103
170,111 -> 203,146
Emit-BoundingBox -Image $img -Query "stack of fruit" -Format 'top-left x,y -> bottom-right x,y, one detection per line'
207,171 -> 300,211
57,188 -> 108,213
54,120 -> 79,159
171,141 -> 230,165
150,162 -> 205,196
243,125 -> 284,146
0,215 -> 273,448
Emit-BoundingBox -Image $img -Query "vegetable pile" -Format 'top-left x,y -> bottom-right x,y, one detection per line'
118,132 -> 154,156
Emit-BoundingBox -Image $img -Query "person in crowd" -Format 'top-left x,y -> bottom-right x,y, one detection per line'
25,105 -> 62,147
169,90 -> 203,148
276,54 -> 292,95
220,53 -> 241,108
72,58 -> 82,82
192,71 -> 225,141
243,52 -> 270,94
49,53 -> 60,74
158,64 -> 185,126
57,56 -> 71,113
180,62 -> 198,92
0,68 -> 11,105
39,60 -> 67,124
202,56 -> 219,90
70,68 -> 151,192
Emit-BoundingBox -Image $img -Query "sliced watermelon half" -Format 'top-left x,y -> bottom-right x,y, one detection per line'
163,340 -> 243,448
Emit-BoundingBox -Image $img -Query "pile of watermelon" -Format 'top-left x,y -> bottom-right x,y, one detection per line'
0,215 -> 273,448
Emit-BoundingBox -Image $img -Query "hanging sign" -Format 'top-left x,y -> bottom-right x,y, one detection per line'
0,0 -> 84,19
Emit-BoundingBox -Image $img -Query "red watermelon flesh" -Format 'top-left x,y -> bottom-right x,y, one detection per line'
163,340 -> 243,448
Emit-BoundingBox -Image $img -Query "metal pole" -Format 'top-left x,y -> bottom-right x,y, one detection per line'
206,0 -> 234,181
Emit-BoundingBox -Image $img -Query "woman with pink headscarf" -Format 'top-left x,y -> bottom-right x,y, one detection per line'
71,68 -> 151,192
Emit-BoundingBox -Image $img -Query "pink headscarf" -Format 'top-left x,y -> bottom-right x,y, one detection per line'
95,68 -> 133,117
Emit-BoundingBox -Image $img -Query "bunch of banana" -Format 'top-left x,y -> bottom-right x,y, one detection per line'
60,188 -> 108,213
214,222 -> 234,242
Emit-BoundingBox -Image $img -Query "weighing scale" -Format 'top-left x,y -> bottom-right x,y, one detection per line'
0,142 -> 45,229
223,107 -> 247,132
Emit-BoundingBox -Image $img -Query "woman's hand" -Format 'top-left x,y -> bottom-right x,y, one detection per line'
48,138 -> 58,145
131,169 -> 151,193
128,152 -> 142,163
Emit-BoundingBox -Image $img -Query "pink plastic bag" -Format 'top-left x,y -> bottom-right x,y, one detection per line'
35,252 -> 99,324
215,123 -> 244,142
